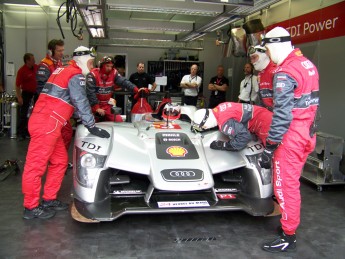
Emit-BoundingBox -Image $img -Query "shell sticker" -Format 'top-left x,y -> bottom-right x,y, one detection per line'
166,146 -> 188,157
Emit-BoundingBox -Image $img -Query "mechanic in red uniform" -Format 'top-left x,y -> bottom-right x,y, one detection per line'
15,53 -> 38,140
86,56 -> 139,122
22,46 -> 111,220
248,45 -> 276,111
192,102 -> 273,150
259,27 -> 319,253
36,39 -> 73,153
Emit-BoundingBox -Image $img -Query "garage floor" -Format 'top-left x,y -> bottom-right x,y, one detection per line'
1,136 -> 345,259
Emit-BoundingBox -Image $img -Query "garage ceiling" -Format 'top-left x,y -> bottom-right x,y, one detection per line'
0,0 -> 283,48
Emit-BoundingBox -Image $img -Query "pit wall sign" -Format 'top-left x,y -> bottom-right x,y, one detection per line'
266,1 -> 345,45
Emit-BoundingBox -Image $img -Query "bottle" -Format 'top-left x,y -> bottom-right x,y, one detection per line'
126,97 -> 132,122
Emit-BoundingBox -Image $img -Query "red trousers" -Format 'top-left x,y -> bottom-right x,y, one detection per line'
61,121 -> 73,151
95,103 -> 123,122
273,120 -> 316,235
22,112 -> 68,209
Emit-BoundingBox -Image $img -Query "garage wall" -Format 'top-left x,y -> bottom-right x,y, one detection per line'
3,4 -> 89,94
97,34 -> 223,108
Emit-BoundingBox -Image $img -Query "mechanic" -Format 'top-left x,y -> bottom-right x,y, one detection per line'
259,27 -> 319,253
36,39 -> 73,164
192,102 -> 273,150
180,64 -> 202,107
22,46 -> 111,220
15,53 -> 38,141
248,45 -> 276,111
86,56 -> 140,122
208,65 -> 229,108
238,63 -> 259,104
129,62 -> 157,91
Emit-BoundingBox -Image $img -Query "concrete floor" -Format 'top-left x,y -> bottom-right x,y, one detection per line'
0,136 -> 345,259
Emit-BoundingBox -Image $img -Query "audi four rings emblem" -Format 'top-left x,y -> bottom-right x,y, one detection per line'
170,171 -> 196,177
161,169 -> 204,181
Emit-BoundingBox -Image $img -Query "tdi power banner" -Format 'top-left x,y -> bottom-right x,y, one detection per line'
266,1 -> 345,45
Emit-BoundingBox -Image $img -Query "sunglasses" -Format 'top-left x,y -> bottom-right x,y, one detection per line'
260,36 -> 291,46
248,46 -> 266,55
73,47 -> 97,57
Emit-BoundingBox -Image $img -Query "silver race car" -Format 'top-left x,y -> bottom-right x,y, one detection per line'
71,106 -> 274,222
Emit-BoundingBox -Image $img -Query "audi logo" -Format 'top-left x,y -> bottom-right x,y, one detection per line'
169,171 -> 196,177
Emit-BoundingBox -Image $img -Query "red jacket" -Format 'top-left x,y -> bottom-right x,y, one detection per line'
35,60 -> 95,127
212,102 -> 273,147
258,61 -> 276,110
268,48 -> 319,143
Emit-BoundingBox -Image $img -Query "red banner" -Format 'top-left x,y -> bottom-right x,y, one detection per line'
266,1 -> 345,45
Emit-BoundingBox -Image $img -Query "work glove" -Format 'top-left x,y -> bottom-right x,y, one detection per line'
210,140 -> 237,151
259,141 -> 279,169
86,125 -> 110,138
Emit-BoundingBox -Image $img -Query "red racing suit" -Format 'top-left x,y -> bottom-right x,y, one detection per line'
267,49 -> 319,235
257,61 -> 276,111
86,68 -> 137,122
36,55 -> 73,151
22,61 -> 95,209
212,102 -> 273,150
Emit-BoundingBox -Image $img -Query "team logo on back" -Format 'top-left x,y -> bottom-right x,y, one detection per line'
52,67 -> 64,74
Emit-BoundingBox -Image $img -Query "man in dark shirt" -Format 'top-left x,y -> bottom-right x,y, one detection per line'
129,62 -> 157,91
208,65 -> 229,108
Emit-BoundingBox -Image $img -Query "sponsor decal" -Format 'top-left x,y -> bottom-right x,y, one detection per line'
112,190 -> 143,195
215,188 -> 238,192
80,80 -> 85,86
275,160 -> 287,220
157,201 -> 210,208
247,143 -> 264,153
217,194 -> 236,200
81,141 -> 102,152
166,146 -> 188,157
266,1 -> 345,44
161,169 -> 204,181
52,67 -> 64,74
276,75 -> 287,80
218,102 -> 232,112
276,82 -> 285,88
153,122 -> 181,129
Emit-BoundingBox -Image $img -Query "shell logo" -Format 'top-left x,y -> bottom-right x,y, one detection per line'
166,146 -> 188,157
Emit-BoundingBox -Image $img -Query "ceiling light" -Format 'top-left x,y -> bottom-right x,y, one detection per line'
90,28 -> 105,38
108,5 -> 220,17
179,32 -> 206,42
80,8 -> 103,26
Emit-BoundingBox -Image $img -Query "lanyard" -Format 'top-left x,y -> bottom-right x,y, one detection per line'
216,78 -> 222,85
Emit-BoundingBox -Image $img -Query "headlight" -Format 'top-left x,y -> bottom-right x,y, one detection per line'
80,154 -> 97,168
75,147 -> 107,188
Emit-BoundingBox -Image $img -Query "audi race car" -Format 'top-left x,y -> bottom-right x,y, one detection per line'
71,106 -> 275,222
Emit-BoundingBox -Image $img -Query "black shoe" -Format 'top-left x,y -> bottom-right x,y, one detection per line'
262,232 -> 296,253
23,205 -> 56,219
42,199 -> 69,211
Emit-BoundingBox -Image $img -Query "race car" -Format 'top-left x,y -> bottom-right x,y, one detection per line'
71,104 -> 275,222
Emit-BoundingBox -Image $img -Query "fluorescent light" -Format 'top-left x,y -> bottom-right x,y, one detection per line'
179,32 -> 206,42
90,28 -> 105,38
80,8 -> 103,26
4,3 -> 41,8
108,5 -> 220,17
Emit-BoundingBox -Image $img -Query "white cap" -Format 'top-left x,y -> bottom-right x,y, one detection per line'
73,46 -> 95,76
192,109 -> 217,130
263,27 -> 293,66
249,45 -> 270,72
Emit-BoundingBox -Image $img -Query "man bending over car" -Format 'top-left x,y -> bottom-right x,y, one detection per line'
192,102 -> 273,151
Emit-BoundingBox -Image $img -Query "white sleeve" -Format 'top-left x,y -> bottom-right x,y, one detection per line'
196,76 -> 202,87
180,75 -> 188,84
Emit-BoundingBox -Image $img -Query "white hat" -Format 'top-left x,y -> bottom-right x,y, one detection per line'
248,45 -> 270,72
192,109 -> 217,132
73,46 -> 95,76
262,27 -> 293,66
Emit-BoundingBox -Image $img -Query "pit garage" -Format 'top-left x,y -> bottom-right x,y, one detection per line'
0,0 -> 344,258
